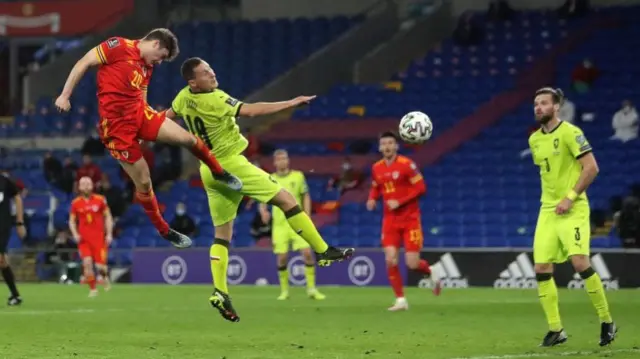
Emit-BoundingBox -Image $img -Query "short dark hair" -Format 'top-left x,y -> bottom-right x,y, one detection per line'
181,57 -> 203,81
143,28 -> 179,61
535,87 -> 565,104
379,131 -> 399,141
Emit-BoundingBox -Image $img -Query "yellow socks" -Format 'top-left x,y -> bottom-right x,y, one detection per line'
284,206 -> 329,253
536,273 -> 563,332
304,264 -> 316,291
580,267 -> 613,323
278,266 -> 289,293
210,238 -> 229,294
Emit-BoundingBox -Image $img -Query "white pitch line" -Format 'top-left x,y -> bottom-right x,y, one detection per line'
451,348 -> 640,359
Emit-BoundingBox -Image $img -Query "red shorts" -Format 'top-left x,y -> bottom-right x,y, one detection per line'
99,106 -> 165,164
381,218 -> 424,252
78,240 -> 108,265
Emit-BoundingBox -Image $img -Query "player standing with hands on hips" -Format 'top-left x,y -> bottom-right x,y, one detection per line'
0,174 -> 26,306
528,87 -> 616,347
367,131 -> 441,312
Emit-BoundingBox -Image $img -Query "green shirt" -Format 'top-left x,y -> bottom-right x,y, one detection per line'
271,170 -> 308,225
171,86 -> 248,158
528,121 -> 592,209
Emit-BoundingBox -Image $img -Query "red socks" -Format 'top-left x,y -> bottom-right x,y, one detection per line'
387,265 -> 404,298
190,137 -> 223,175
417,259 -> 431,275
87,274 -> 96,290
136,190 -> 170,236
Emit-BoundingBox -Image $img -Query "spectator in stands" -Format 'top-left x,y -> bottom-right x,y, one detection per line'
487,0 -> 515,22
81,128 -> 105,156
571,58 -> 599,93
98,173 -> 126,219
169,202 -> 196,237
75,154 -> 102,192
610,100 -> 639,143
43,151 -> 63,187
613,196 -> 640,248
60,156 -> 77,194
559,97 -> 576,123
557,0 -> 590,18
327,157 -> 364,195
453,12 -> 484,46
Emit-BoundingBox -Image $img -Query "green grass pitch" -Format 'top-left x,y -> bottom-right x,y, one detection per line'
0,285 -> 638,359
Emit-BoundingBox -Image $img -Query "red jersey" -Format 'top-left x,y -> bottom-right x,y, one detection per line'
368,155 -> 426,221
70,194 -> 108,242
94,37 -> 153,119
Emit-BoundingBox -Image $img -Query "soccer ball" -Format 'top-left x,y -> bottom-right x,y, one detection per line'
399,111 -> 433,144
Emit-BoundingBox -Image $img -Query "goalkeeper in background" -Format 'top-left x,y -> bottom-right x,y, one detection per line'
528,87 -> 617,347
259,149 -> 326,301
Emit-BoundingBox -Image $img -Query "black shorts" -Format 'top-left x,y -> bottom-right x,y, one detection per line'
0,226 -> 10,254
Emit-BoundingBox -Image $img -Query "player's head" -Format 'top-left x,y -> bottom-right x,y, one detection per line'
379,131 -> 399,159
78,176 -> 94,196
140,28 -> 179,65
533,87 -> 564,125
273,149 -> 290,172
181,57 -> 217,91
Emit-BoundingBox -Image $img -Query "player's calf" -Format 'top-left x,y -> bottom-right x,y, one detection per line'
82,258 -> 98,294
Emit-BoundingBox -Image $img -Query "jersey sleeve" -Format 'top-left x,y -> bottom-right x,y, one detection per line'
368,165 -> 380,200
94,37 -> 126,65
4,178 -> 18,198
100,196 -> 109,213
528,136 -> 537,164
211,90 -> 243,118
565,127 -> 593,159
69,201 -> 78,217
404,160 -> 423,185
299,173 -> 309,195
171,91 -> 184,117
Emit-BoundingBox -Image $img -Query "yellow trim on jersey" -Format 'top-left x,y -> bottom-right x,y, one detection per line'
410,174 -> 423,184
95,46 -> 107,64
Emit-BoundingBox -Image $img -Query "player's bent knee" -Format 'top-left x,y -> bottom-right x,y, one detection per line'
385,258 -> 398,267
0,255 -> 8,268
534,263 -> 553,273
570,255 -> 591,272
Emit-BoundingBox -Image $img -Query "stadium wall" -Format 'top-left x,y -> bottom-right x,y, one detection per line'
450,0 -> 640,15
127,248 -> 640,289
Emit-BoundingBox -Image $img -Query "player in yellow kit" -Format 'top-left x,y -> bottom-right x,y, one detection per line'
529,87 -> 616,347
166,57 -> 353,322
259,149 -> 326,301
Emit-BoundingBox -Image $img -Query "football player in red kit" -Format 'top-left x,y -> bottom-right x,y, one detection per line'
367,131 -> 441,311
69,177 -> 113,297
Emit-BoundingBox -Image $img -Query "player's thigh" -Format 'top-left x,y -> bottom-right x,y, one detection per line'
221,155 -> 281,203
533,210 -> 565,264
100,118 -> 144,164
93,244 -> 108,266
401,219 -> 424,253
381,221 -> 402,250
0,227 -> 10,255
557,209 -> 591,258
138,107 -> 169,143
78,242 -> 92,259
271,223 -> 293,254
200,164 -> 243,227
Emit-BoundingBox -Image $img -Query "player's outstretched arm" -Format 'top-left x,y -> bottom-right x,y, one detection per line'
238,96 -> 316,118
55,49 -> 102,112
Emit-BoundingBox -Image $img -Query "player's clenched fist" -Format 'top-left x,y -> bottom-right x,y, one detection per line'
55,95 -> 71,112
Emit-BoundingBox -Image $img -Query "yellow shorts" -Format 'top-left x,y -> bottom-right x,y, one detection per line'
200,154 -> 281,226
271,222 -> 310,254
533,203 -> 591,264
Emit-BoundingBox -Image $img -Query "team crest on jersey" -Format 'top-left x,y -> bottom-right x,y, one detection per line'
225,97 -> 239,106
107,38 -> 120,49
91,205 -> 99,212
392,171 -> 399,179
